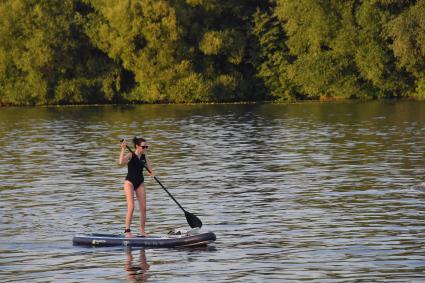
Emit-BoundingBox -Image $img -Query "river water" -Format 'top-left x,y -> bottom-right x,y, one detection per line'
1,101 -> 424,282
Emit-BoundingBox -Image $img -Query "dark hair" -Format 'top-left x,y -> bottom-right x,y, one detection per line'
133,136 -> 146,148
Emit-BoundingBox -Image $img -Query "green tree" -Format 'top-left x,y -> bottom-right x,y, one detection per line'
172,0 -> 267,102
0,0 -> 123,105
388,0 -> 425,99
252,5 -> 298,101
254,0 -> 410,98
84,0 -> 203,102
1,0 -> 424,105
274,0 -> 363,99
354,0 -> 412,98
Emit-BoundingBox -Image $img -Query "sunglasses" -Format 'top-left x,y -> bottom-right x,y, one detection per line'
140,145 -> 149,149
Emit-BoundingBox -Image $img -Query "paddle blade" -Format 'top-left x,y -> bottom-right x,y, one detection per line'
185,210 -> 202,228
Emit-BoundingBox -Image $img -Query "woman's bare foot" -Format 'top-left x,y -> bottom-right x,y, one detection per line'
140,230 -> 149,237
125,231 -> 134,238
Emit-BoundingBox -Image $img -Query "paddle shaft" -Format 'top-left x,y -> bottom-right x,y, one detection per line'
124,144 -> 187,212
151,175 -> 186,212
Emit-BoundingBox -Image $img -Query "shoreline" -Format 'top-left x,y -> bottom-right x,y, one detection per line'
1,97 -> 423,108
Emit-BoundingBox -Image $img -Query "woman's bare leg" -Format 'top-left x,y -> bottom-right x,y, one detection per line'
124,181 -> 135,237
135,183 -> 148,236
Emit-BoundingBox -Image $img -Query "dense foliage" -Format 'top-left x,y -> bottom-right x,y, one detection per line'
1,0 -> 424,105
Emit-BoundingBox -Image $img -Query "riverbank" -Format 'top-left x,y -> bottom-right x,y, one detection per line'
1,96 -> 424,108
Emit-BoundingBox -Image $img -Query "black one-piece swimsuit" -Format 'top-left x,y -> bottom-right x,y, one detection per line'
125,153 -> 146,190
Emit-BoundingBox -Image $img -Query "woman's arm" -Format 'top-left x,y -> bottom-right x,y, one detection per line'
145,156 -> 155,177
118,141 -> 132,165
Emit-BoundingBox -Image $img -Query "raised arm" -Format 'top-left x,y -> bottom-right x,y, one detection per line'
118,140 -> 132,165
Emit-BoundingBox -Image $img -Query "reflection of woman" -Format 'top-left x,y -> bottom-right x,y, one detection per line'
125,248 -> 150,282
119,137 -> 154,237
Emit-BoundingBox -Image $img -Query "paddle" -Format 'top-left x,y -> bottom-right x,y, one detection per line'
121,140 -> 203,228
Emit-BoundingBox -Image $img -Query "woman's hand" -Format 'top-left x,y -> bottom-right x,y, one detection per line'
118,140 -> 131,165
120,140 -> 127,150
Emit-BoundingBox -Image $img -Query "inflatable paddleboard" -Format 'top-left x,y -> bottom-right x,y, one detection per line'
73,228 -> 216,248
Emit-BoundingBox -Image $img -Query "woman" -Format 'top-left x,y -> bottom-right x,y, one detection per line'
118,137 -> 154,237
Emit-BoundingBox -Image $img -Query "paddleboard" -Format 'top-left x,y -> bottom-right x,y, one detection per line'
73,228 -> 216,248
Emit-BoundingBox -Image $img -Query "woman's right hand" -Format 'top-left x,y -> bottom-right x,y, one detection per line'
120,140 -> 127,149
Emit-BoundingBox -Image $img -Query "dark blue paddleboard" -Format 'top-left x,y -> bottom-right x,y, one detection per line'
73,229 -> 216,248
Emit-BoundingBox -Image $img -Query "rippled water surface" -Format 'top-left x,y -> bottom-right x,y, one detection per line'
1,101 -> 425,282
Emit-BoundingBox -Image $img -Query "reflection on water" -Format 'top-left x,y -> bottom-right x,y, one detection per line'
0,101 -> 425,282
125,248 -> 150,282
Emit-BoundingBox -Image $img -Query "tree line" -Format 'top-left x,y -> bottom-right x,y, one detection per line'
1,0 -> 424,106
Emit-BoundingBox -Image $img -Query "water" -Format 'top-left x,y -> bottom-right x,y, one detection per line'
1,101 -> 424,282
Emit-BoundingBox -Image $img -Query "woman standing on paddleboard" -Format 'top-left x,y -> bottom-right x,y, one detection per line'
119,137 -> 154,237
